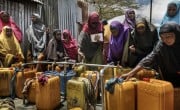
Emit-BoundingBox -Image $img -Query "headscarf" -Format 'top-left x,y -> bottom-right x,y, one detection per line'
161,0 -> 180,25
134,17 -> 158,50
159,22 -> 180,45
159,22 -> 180,72
128,17 -> 158,67
82,11 -> 102,34
123,9 -> 135,30
45,29 -> 65,61
108,21 -> 129,62
0,11 -> 22,42
135,17 -> 156,35
26,13 -> 46,59
62,29 -> 78,60
0,26 -> 24,67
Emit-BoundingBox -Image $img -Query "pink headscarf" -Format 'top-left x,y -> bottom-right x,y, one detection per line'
82,11 -> 103,34
62,29 -> 78,60
0,11 -> 22,42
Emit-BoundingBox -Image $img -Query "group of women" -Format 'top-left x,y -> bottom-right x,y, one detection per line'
78,0 -> 180,88
0,0 -> 179,88
0,12 -> 78,67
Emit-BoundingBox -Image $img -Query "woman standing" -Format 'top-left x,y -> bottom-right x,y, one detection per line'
161,0 -> 180,25
128,17 -> 158,67
78,11 -> 103,64
123,9 -> 136,30
108,21 -> 130,66
26,13 -> 46,61
102,19 -> 111,64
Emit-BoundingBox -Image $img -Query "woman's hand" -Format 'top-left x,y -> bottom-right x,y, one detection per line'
129,45 -> 136,53
79,52 -> 85,60
37,53 -> 44,61
120,72 -> 134,81
121,65 -> 143,80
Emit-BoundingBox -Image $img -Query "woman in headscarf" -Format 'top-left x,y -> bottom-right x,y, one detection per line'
78,11 -> 103,64
0,11 -> 22,43
26,13 -> 46,61
102,19 -> 111,64
123,9 -> 136,30
38,29 -> 66,61
0,26 -> 24,67
128,17 -> 158,67
107,21 -> 130,66
62,29 -> 78,60
122,22 -> 180,88
161,0 -> 180,25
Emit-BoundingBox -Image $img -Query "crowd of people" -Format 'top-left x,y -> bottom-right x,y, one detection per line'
0,0 -> 179,88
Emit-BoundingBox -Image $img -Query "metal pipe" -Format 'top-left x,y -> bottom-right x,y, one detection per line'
22,61 -> 119,68
100,62 -> 114,110
150,0 -> 153,23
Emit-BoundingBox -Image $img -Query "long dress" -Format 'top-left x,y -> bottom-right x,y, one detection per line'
128,18 -> 158,67
0,26 -> 24,67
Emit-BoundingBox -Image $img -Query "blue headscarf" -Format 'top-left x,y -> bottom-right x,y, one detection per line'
108,21 -> 129,63
161,0 -> 180,25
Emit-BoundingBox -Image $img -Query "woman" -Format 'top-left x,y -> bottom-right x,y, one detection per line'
102,19 -> 111,64
38,29 -> 66,61
123,9 -> 136,30
0,11 -> 22,43
128,17 -> 158,67
122,22 -> 180,88
0,26 -> 24,67
161,0 -> 180,25
62,29 -> 78,60
78,11 -> 103,64
107,21 -> 130,66
26,13 -> 46,60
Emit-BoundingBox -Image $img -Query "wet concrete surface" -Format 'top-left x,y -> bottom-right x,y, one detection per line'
0,97 -> 102,110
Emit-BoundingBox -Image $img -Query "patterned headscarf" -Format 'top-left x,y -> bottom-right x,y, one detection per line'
26,13 -> 46,59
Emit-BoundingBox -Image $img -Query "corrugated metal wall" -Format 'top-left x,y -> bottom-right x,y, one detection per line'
0,0 -> 89,56
58,0 -> 82,39
0,0 -> 89,40
0,0 -> 40,37
0,0 -> 42,58
42,0 -> 59,31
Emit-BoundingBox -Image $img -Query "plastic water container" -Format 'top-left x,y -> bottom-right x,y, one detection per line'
59,70 -> 76,95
